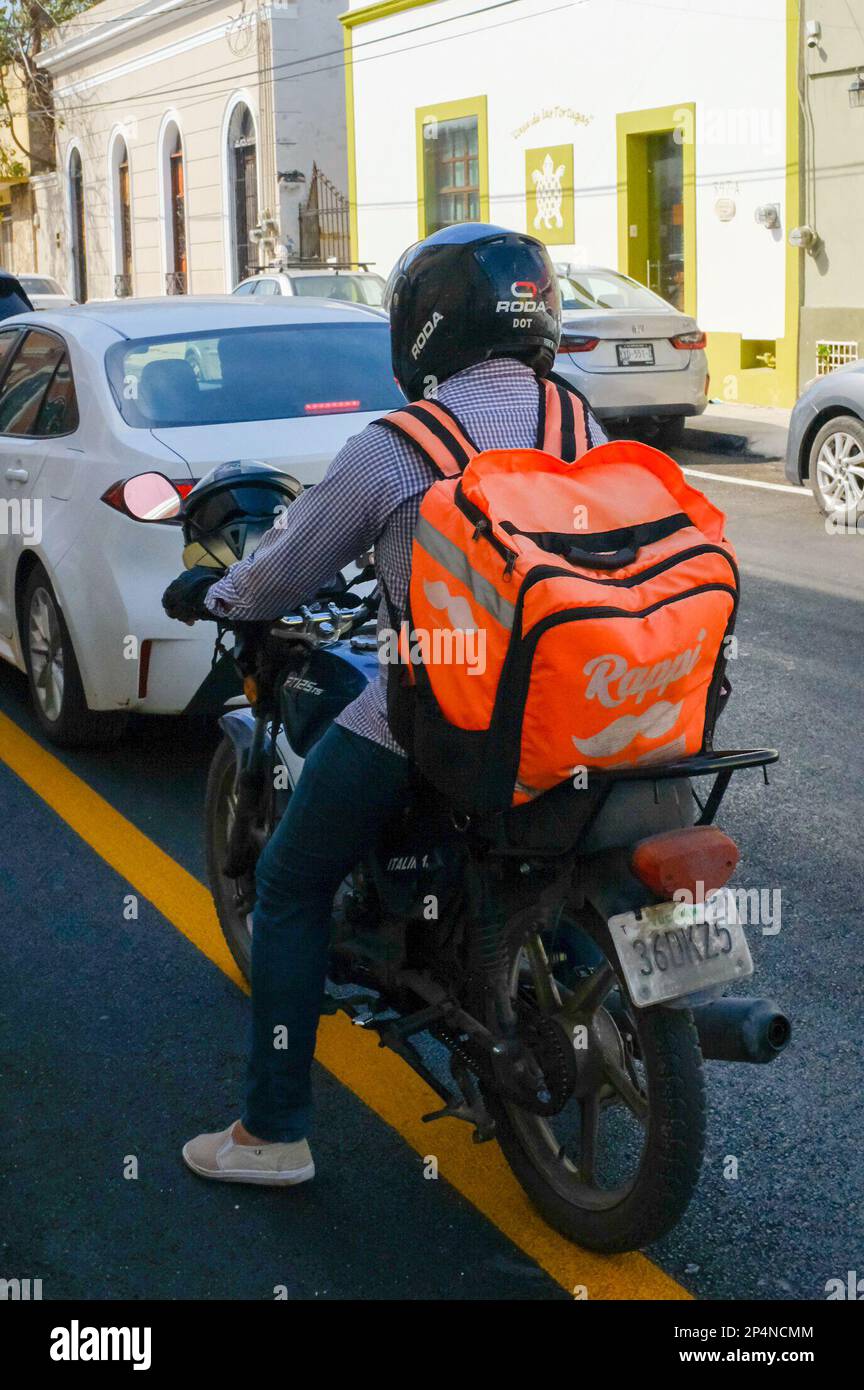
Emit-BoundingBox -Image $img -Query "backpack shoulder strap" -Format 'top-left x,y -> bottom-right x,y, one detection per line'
539,376 -> 591,463
379,399 -> 479,478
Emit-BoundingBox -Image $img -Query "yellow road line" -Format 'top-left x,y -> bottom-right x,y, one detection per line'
0,709 -> 689,1301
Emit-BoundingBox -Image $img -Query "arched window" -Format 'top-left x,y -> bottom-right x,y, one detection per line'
68,147 -> 87,303
161,121 -> 187,294
228,103 -> 258,286
111,136 -> 133,296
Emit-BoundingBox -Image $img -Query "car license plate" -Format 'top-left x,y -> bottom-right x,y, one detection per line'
617,342 -> 655,366
608,890 -> 753,1008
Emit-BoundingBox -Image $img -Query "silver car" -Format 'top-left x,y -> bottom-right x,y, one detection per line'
552,265 -> 709,443
233,266 -> 386,307
785,363 -> 864,520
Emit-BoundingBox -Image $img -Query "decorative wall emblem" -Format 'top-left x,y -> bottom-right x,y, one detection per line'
524,144 -> 574,245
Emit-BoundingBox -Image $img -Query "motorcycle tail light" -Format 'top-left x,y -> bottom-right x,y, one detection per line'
558,334 -> 599,353
631,826 -> 739,901
670,330 -> 707,350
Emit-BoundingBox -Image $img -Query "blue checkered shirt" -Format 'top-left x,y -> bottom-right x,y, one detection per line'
206,357 -> 607,754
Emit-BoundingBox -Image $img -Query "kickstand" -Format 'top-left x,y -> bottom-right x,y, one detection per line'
421,1058 -> 496,1143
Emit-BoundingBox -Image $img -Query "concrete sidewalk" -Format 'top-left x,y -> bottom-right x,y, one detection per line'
683,400 -> 790,465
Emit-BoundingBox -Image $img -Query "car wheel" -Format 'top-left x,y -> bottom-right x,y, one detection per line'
22,565 -> 128,746
809,414 -> 864,521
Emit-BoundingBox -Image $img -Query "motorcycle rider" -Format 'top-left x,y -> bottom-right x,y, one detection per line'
163,224 -> 607,1186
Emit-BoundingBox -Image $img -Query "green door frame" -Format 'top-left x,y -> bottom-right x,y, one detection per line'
616,103 -> 696,319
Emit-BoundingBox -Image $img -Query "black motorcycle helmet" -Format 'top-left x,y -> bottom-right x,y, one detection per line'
181,460 -> 302,570
385,223 -> 561,400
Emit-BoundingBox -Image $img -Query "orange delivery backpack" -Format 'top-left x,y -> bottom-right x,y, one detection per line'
380,377 -> 739,819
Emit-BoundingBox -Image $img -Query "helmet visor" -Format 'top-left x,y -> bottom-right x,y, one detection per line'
187,483 -> 295,535
474,240 -> 561,320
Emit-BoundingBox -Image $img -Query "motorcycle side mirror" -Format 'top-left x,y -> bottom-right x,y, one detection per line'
121,472 -> 183,522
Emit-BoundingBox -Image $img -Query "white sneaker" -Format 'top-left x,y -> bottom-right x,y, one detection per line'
182,1122 -> 315,1186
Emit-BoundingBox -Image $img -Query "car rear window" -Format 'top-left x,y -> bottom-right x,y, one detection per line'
20,277 -> 62,295
558,271 -> 669,312
105,322 -> 404,428
290,274 -> 385,306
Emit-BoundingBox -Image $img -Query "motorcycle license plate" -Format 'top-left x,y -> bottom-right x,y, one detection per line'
608,890 -> 753,1008
616,342 -> 655,366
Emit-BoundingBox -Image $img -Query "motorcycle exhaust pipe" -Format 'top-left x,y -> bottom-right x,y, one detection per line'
691,997 -> 791,1064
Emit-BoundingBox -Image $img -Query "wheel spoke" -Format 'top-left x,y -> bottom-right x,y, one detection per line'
603,1056 -> 650,1121
524,934 -> 562,1013
567,961 -> 615,1017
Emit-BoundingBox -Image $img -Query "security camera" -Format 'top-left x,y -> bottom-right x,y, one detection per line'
806,19 -> 821,49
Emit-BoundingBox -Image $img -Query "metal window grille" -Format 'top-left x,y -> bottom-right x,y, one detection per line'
816,340 -> 859,376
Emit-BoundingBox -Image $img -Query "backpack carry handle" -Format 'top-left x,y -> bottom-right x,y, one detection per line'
565,542 -> 639,571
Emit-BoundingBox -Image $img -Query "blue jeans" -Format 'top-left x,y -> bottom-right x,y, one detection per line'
243,724 -> 411,1142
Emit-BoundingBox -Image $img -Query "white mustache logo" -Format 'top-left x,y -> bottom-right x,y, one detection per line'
572,700 -> 683,758
423,579 -> 476,631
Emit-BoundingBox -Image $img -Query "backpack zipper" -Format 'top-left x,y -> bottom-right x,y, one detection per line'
453,484 -> 739,608
506,546 -> 739,647
454,482 -> 519,571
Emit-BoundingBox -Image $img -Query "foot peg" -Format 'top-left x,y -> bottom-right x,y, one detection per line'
321,991 -> 380,1020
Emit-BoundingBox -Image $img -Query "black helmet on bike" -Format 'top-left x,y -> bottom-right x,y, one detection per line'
181,459 -> 302,570
385,222 -> 561,401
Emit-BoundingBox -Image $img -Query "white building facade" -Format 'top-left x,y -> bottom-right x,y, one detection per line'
342,0 -> 802,406
33,0 -> 348,301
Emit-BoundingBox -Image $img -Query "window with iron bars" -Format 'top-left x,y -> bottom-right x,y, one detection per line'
816,340 -> 859,376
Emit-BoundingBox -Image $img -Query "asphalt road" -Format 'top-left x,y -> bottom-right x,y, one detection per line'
1,409 -> 861,1302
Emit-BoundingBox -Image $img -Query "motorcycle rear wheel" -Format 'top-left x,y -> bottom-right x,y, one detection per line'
485,907 -> 705,1255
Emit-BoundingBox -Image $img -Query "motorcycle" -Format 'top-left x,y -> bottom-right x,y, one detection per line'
134,471 -> 790,1255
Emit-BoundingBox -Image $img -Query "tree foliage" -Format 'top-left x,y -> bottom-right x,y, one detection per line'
0,1 -> 96,179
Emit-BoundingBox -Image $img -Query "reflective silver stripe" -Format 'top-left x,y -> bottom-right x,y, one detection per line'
414,515 -> 515,631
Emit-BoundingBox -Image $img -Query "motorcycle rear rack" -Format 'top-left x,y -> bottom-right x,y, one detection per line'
592,746 -> 779,829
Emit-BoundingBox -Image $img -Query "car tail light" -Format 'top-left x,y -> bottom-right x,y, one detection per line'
101,479 -> 193,516
558,334 -> 599,354
670,330 -> 707,350
631,826 -> 739,901
303,399 -> 361,414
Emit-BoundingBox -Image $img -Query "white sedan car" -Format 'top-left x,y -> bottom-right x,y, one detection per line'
232,267 -> 386,307
552,265 -> 709,443
0,295 -> 403,744
16,274 -> 78,312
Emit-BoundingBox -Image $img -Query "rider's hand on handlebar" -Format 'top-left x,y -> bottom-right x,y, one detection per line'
162,565 -> 222,625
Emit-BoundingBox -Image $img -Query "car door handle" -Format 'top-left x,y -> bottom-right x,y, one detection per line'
5,467 -> 29,482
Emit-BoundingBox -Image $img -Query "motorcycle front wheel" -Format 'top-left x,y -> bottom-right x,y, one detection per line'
205,735 -> 273,981
485,906 -> 706,1254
